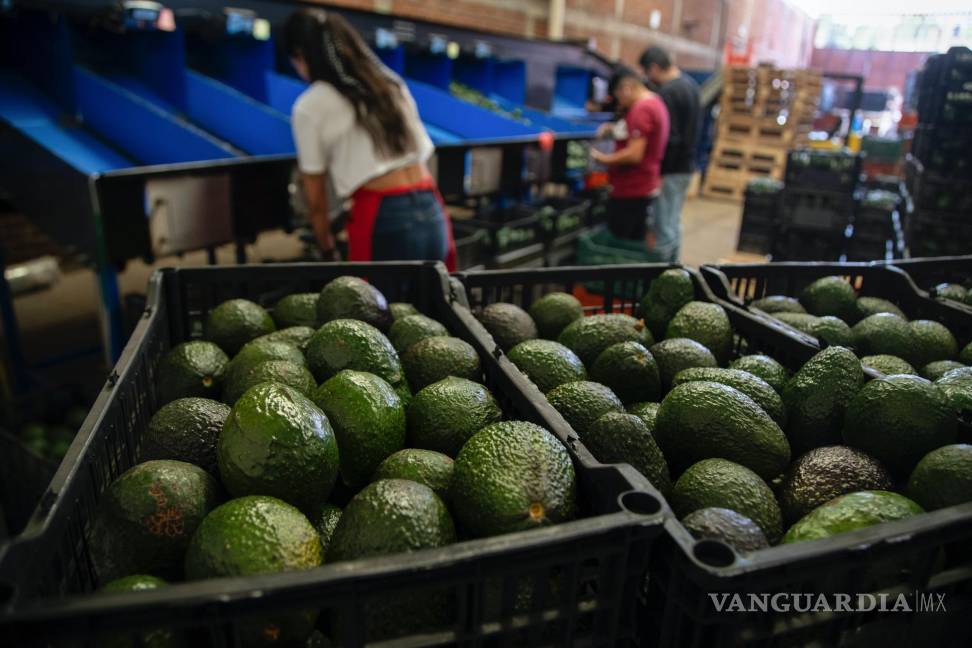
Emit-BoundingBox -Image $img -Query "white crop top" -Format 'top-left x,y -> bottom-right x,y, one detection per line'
291,72 -> 435,198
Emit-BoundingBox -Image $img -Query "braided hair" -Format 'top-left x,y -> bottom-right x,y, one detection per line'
284,9 -> 414,157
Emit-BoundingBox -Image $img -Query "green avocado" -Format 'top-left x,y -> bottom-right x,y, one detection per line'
157,341 -> 229,404
750,295 -> 806,315
590,341 -> 661,405
782,491 -> 923,544
222,360 -> 316,406
224,339 -> 305,386
920,360 -> 965,381
546,380 -> 624,436
933,283 -> 968,303
218,383 -> 340,511
477,302 -> 538,351
908,320 -> 958,369
935,366 -> 972,417
450,421 -> 576,538
252,326 -> 316,352
640,269 -> 695,338
655,381 -> 790,480
389,302 -> 419,320
205,299 -> 275,356
371,448 -> 454,502
671,458 -> 783,543
671,367 -> 786,427
305,319 -> 402,386
311,370 -> 406,490
907,444 -> 972,511
528,292 -> 584,339
557,314 -> 652,367
799,276 -> 858,321
310,503 -> 343,554
585,412 -> 671,495
861,355 -> 917,376
627,402 -> 661,434
142,397 -> 230,475
388,314 -> 448,354
851,313 -> 912,360
778,445 -> 893,524
401,336 -> 481,392
729,354 -> 788,394
273,293 -> 319,329
507,339 -> 588,394
681,507 -> 769,553
665,301 -> 733,364
855,296 -> 906,320
316,276 -> 392,331
650,338 -> 718,389
960,341 -> 972,365
406,377 -> 502,457
843,374 -> 957,477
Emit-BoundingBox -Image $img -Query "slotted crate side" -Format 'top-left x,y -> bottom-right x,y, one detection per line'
0,262 -> 664,648
454,264 -> 972,647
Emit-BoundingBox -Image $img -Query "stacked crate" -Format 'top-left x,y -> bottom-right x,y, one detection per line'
907,46 -> 972,257
703,65 -> 821,201
736,177 -> 783,255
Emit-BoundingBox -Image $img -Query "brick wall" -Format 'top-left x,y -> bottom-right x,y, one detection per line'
319,0 -> 817,72
810,48 -> 930,95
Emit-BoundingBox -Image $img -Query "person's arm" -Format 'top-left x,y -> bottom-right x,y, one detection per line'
301,172 -> 336,253
591,137 -> 647,166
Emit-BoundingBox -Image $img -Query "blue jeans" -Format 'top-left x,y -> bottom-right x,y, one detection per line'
654,173 -> 692,262
370,190 -> 449,262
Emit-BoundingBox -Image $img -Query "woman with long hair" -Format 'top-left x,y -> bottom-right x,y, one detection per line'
284,8 -> 454,266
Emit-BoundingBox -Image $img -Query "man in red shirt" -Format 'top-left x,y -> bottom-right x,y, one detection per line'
592,68 -> 670,242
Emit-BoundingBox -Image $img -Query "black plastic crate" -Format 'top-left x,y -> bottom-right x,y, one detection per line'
888,255 -> 972,313
451,219 -> 487,271
918,47 -> 972,125
785,149 -> 862,194
911,172 -> 972,214
906,212 -> 972,258
462,208 -> 545,258
537,197 -> 591,241
782,189 -> 856,232
742,189 -> 782,226
0,429 -> 56,539
736,224 -> 776,256
771,227 -> 846,262
0,262 -> 665,647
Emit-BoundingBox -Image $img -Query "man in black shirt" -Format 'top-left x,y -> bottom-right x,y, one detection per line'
639,46 -> 701,262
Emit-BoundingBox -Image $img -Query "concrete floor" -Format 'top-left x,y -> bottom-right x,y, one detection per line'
5,196 -> 755,386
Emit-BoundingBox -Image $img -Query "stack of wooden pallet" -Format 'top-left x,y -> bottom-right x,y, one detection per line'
702,65 -> 821,201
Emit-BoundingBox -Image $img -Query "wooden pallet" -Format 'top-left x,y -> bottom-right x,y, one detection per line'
701,169 -> 750,202
717,114 -> 811,148
709,141 -> 787,178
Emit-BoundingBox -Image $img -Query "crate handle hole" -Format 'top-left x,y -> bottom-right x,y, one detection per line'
692,540 -> 736,568
619,491 -> 661,516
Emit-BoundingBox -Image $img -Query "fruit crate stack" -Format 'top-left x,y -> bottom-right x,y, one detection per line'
772,149 -> 861,261
702,65 -> 821,202
736,177 -> 784,255
907,46 -> 972,257
845,188 -> 906,261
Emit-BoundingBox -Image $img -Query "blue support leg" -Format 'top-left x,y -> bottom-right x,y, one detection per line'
90,180 -> 125,363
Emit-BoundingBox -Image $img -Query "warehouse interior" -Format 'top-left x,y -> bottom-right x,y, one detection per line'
1,0 -> 971,645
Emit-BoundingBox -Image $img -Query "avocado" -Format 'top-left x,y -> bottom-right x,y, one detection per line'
88,460 -> 221,582
98,575 -> 181,648
729,354 -> 788,394
157,341 -> 229,404
305,319 -> 402,385
477,302 -> 539,351
406,377 -> 502,457
782,346 -> 863,454
585,412 -> 671,495
627,402 -> 660,434
310,503 -> 342,553
328,479 -> 455,560
655,381 -> 790,480
934,283 -> 968,303
252,326 -> 316,353
671,367 -> 786,427
935,366 -> 972,417
782,491 -> 923,544
273,293 -> 319,329
451,421 -> 576,537
389,302 -> 419,320
921,360 -> 965,381
401,336 -> 481,392
681,507 -> 769,553
799,276 -> 858,321
855,296 -> 906,320
528,292 -> 583,339
222,360 -> 317,406
546,380 -> 624,436
142,397 -> 230,475
778,445 -> 893,524
640,269 -> 695,338
312,370 -> 406,490
650,338 -> 718,389
590,341 -> 661,405
843,374 -> 957,477
316,275 -> 392,331
558,313 -> 652,367
388,314 -> 448,353
225,338 -> 305,385
772,312 -> 819,334
808,316 -> 855,348
908,320 -> 959,368
907,444 -> 972,510
961,341 -> 972,365
671,458 -> 783,543
205,299 -> 276,356
665,301 -> 733,364
19,422 -> 49,458
184,495 -> 322,646
372,448 -> 454,502
862,355 -> 917,376
851,313 -> 912,360
750,295 -> 806,315
507,339 -> 588,393
218,383 -> 340,510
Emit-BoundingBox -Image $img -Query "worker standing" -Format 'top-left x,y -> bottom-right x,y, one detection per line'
285,8 -> 455,267
591,68 -> 670,245
639,46 -> 701,262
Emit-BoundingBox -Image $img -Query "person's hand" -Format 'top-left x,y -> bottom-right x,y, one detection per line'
590,148 -> 608,164
596,122 -> 613,139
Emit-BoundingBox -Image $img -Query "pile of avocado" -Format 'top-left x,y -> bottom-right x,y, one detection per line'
750,275 -> 972,381
479,269 -> 972,556
15,404 -> 88,463
90,276 -> 579,645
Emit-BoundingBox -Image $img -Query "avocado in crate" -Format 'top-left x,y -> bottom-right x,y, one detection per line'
454,263 -> 972,647
0,263 -> 663,648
